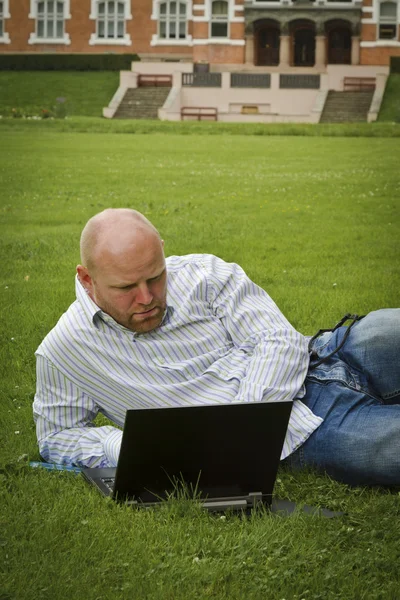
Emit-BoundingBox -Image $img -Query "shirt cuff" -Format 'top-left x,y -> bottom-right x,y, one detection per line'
103,428 -> 123,467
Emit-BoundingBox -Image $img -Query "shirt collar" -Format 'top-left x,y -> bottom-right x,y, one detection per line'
75,275 -> 102,326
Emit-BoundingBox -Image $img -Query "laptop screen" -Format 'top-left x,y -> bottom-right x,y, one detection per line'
113,401 -> 292,504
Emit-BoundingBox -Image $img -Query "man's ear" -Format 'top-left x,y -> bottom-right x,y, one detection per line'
76,265 -> 94,298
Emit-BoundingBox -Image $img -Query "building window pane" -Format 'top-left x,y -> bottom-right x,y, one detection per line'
212,0 -> 228,15
211,22 -> 228,37
0,0 -> 3,38
211,0 -> 228,38
160,20 -> 166,38
158,0 -> 187,40
57,19 -> 63,37
379,24 -> 397,39
95,1 -> 127,40
378,1 -> 397,39
380,1 -> 397,18
36,0 -> 66,39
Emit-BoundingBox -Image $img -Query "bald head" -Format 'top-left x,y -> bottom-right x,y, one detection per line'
80,208 -> 161,274
77,208 -> 167,333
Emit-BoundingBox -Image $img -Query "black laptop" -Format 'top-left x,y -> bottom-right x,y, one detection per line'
82,401 -> 292,512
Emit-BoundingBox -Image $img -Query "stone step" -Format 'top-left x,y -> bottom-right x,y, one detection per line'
320,90 -> 373,123
113,86 -> 171,120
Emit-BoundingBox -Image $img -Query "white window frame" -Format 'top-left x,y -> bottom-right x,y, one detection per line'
28,0 -> 71,45
151,0 -> 193,46
210,0 -> 229,39
158,1 -> 188,41
89,0 -> 132,46
0,0 -> 11,44
378,0 -> 398,40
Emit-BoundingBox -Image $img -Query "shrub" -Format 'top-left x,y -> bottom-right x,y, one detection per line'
390,56 -> 400,73
0,53 -> 140,71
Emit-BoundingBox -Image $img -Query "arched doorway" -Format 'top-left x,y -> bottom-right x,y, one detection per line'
327,21 -> 351,64
254,20 -> 280,66
291,21 -> 315,66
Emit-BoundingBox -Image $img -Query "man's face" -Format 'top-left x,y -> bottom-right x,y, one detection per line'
79,236 -> 167,334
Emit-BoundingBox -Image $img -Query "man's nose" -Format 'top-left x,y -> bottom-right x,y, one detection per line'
136,283 -> 153,306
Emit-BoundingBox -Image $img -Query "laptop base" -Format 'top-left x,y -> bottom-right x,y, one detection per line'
81,468 -> 343,517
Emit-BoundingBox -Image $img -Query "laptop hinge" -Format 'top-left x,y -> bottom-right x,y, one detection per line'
202,498 -> 248,512
247,492 -> 264,507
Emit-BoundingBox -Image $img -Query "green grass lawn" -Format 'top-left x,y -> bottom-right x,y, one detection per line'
1,129 -> 400,600
0,71 -> 119,117
377,74 -> 400,123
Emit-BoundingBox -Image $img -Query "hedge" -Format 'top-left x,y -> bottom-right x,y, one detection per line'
0,53 -> 140,71
390,56 -> 400,73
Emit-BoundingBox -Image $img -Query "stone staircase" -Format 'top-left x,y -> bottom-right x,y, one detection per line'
320,91 -> 374,123
113,87 -> 171,119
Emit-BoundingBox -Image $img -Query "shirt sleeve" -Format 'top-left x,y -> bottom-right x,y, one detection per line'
205,256 -> 310,404
33,354 -> 123,468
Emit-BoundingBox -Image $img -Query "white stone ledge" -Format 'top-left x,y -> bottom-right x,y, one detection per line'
28,34 -> 71,45
361,40 -> 400,47
89,34 -> 132,45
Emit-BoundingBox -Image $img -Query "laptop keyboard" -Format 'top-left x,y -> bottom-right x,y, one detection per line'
101,477 -> 115,493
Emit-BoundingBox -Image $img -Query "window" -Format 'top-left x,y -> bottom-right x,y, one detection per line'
36,1 -> 64,39
210,0 -> 228,38
159,1 -> 187,40
89,0 -> 131,45
97,1 -> 125,39
28,0 -> 70,44
0,2 -> 4,38
379,1 -> 397,40
0,0 -> 11,43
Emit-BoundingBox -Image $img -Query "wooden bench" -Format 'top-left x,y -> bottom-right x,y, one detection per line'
343,77 -> 376,91
137,74 -> 172,87
181,107 -> 218,121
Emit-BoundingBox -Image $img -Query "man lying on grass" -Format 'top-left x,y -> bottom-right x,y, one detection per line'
33,208 -> 400,486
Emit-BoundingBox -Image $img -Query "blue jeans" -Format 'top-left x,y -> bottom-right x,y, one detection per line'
285,309 -> 400,486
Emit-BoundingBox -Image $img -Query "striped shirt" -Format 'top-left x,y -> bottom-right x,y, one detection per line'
33,254 -> 322,468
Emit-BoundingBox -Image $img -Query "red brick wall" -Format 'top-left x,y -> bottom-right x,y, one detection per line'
361,47 -> 400,65
361,23 -> 377,43
1,0 -> 192,56
1,0 -> 397,67
193,44 -> 244,64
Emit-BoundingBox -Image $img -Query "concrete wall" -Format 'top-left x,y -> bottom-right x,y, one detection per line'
326,64 -> 389,90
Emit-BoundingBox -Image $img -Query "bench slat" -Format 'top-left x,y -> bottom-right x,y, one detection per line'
181,107 -> 218,121
343,77 -> 376,91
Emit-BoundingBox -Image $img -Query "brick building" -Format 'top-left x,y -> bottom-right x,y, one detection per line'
1,0 -> 399,68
